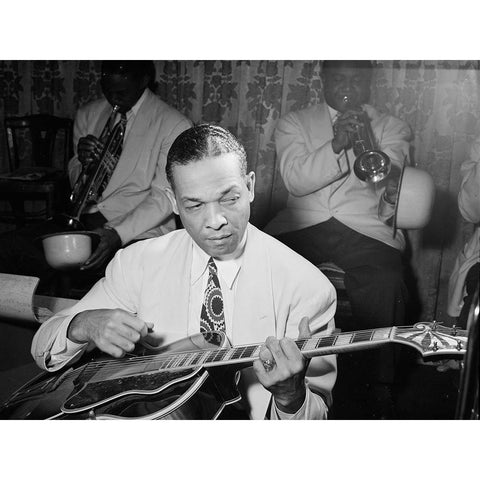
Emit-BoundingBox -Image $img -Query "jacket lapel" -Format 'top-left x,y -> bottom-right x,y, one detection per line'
93,102 -> 113,138
102,90 -> 156,197
145,232 -> 192,347
232,224 -> 276,345
305,102 -> 334,149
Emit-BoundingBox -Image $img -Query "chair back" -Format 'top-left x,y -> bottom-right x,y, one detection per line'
5,114 -> 73,171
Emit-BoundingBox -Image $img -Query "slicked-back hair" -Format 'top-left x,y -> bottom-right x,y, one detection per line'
166,124 -> 248,190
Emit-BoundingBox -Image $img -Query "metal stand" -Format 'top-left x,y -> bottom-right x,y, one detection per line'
455,287 -> 479,419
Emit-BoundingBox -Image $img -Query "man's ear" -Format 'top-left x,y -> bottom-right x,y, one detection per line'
246,171 -> 255,203
165,187 -> 179,215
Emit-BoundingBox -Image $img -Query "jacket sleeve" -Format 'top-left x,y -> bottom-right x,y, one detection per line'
459,139 -> 480,223
108,117 -> 192,244
31,243 -> 144,371
271,244 -> 338,419
275,112 -> 350,197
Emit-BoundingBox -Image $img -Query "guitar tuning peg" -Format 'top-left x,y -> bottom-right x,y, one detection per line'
452,325 -> 457,336
432,341 -> 438,352
456,340 -> 463,351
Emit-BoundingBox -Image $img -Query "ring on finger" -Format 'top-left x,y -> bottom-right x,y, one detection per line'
262,359 -> 275,372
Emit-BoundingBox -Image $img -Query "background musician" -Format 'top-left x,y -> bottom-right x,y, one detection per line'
265,60 -> 412,418
0,60 -> 191,292
448,136 -> 480,328
31,124 -> 337,420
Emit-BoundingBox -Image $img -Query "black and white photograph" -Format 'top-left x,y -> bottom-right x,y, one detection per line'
0,2 -> 478,479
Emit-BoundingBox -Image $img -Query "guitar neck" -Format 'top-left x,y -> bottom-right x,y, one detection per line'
85,322 -> 467,384
142,328 -> 394,373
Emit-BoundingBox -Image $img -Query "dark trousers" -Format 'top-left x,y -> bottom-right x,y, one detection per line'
277,218 -> 408,409
0,212 -> 107,296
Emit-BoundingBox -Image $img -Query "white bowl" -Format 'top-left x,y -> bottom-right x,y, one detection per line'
40,231 -> 99,271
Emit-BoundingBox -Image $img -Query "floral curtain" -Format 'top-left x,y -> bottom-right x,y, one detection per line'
1,60 -> 479,324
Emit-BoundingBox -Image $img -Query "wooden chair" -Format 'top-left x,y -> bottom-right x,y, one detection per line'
0,114 -> 73,228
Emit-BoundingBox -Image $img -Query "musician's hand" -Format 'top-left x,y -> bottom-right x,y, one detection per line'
253,317 -> 311,414
383,165 -> 403,204
331,110 -> 363,154
80,226 -> 122,271
67,308 -> 153,358
77,135 -> 104,168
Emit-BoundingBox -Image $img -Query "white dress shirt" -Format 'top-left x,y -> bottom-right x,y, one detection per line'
33,224 -> 337,420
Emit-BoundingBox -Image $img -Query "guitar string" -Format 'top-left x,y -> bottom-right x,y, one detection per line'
82,328 -> 394,376
80,329 -> 387,378
79,324 -> 466,379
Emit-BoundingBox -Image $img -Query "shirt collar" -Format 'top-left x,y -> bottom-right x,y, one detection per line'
125,88 -> 148,121
327,104 -> 339,122
190,231 -> 246,290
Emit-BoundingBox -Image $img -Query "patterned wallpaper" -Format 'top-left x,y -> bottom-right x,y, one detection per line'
1,60 -> 479,324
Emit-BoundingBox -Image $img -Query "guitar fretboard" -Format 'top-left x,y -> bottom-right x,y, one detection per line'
86,327 -> 394,383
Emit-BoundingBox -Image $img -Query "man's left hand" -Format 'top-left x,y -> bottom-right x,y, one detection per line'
253,317 -> 311,414
383,165 -> 403,204
81,226 -> 122,271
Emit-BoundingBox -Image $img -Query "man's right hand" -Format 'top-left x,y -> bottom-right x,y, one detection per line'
77,135 -> 104,168
331,110 -> 363,154
67,309 -> 152,358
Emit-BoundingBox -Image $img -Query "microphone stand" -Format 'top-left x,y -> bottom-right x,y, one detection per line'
455,287 -> 479,419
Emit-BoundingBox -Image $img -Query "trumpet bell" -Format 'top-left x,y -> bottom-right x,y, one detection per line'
353,150 -> 391,183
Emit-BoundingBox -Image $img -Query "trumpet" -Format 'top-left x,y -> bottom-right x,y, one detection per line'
61,105 -> 124,229
341,95 -> 391,183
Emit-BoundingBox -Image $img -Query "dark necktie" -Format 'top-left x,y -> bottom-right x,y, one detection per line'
99,112 -> 127,195
200,258 -> 226,333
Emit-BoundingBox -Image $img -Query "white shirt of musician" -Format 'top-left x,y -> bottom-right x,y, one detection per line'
48,229 -> 319,420
188,232 -> 318,420
85,88 -> 148,214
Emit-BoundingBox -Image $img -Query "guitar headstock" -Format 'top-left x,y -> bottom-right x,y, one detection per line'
393,322 -> 467,358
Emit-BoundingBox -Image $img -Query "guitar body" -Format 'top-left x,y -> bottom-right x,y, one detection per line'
0,322 -> 467,420
0,332 -> 243,420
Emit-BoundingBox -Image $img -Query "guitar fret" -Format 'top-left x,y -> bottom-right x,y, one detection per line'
190,350 -> 208,367
241,345 -> 257,359
317,335 -> 336,348
164,355 -> 178,369
231,346 -> 248,360
221,348 -> 235,361
303,338 -> 320,351
204,349 -> 225,365
296,339 -> 308,351
176,353 -> 190,367
335,333 -> 354,346
372,328 -> 392,341
352,331 -> 374,343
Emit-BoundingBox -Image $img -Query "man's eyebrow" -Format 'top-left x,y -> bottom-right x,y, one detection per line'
181,195 -> 203,203
180,184 -> 242,203
219,185 -> 241,196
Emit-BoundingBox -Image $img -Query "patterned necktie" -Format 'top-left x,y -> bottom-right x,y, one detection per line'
99,112 -> 127,195
200,258 -> 226,333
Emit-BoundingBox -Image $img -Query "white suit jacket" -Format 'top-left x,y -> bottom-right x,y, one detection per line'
266,102 -> 411,250
448,139 -> 480,317
68,89 -> 192,245
32,224 -> 337,419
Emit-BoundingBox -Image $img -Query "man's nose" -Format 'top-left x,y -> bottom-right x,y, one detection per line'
205,204 -> 227,229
